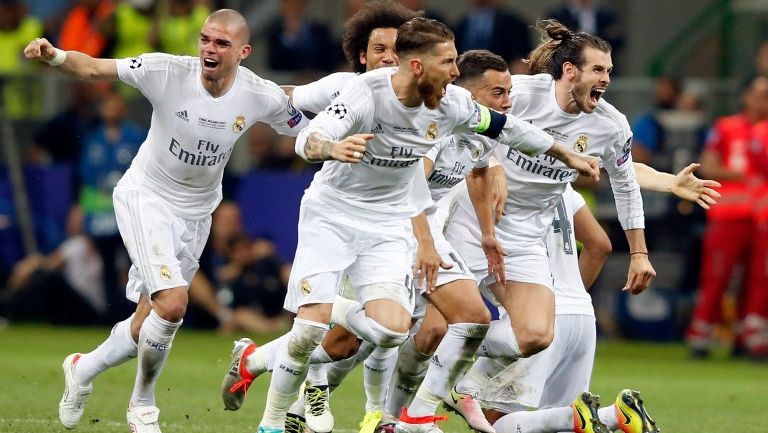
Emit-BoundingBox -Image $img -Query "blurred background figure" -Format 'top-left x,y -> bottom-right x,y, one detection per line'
0,206 -> 107,324
546,0 -> 625,63
631,76 -> 682,165
157,0 -> 211,55
685,76 -> 768,360
79,91 -> 146,319
266,0 -> 338,72
0,0 -> 44,119
107,0 -> 158,59
57,0 -> 115,58
453,0 -> 531,73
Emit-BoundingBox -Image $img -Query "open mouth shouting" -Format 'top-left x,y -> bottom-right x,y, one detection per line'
202,57 -> 220,71
590,87 -> 606,105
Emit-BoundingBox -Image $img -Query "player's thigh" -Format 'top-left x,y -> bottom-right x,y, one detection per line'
490,280 -> 555,337
426,278 -> 489,324
413,303 -> 449,354
114,189 -> 189,301
538,315 -> 597,408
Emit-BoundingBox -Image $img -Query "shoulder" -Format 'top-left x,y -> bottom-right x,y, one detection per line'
236,66 -> 289,101
511,74 -> 553,95
132,53 -> 198,74
354,67 -> 396,89
593,99 -> 631,137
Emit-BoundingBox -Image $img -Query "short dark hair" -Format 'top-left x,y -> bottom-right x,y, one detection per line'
395,17 -> 454,58
455,50 -> 508,86
342,1 -> 420,73
527,19 -> 611,79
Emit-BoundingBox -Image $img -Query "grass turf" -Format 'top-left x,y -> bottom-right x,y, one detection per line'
1,323 -> 765,433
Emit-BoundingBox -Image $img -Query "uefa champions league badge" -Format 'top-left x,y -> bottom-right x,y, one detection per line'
426,122 -> 438,140
574,134 -> 589,153
159,265 -> 172,281
232,115 -> 246,133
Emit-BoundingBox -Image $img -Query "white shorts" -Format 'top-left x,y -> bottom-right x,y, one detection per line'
414,208 -> 476,299
113,188 -> 211,303
445,201 -> 554,302
479,314 -> 596,412
285,195 -> 416,313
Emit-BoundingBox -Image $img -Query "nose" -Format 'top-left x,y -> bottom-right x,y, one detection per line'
501,93 -> 511,110
450,61 -> 459,80
601,70 -> 611,86
382,50 -> 396,65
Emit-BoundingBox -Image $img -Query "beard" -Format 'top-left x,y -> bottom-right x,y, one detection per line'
416,75 -> 443,109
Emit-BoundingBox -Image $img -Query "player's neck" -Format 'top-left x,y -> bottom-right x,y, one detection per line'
201,75 -> 235,98
554,79 -> 581,114
391,72 -> 423,108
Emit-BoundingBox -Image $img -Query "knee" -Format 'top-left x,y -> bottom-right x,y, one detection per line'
152,288 -> 188,322
415,321 -> 448,354
517,326 -> 554,357
366,317 -> 409,348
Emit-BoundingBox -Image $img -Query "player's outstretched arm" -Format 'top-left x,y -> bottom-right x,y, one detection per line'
24,38 -> 117,81
467,166 -> 506,285
299,131 -> 372,162
633,162 -> 721,209
545,143 -> 600,182
411,212 -> 451,294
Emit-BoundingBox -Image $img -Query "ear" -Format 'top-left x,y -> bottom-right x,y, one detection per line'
240,44 -> 252,61
562,61 -> 576,80
410,58 -> 423,75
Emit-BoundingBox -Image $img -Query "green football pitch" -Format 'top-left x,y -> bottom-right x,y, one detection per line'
1,324 -> 765,433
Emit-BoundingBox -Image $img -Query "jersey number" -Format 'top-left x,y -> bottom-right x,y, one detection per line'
552,197 -> 574,255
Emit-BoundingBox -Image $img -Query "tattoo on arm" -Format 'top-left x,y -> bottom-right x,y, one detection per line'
305,132 -> 336,161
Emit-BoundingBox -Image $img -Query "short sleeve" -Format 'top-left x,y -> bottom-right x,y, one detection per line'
115,53 -> 175,102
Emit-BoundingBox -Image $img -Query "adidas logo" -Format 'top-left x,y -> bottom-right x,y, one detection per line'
175,110 -> 189,122
430,354 -> 443,368
371,123 -> 384,133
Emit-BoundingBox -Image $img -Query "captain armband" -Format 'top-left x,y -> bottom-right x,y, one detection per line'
473,105 -> 506,139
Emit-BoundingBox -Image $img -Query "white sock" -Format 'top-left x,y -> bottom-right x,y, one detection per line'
345,309 -> 408,348
330,296 -> 362,329
385,336 -> 432,417
288,389 -> 305,417
455,356 -> 508,395
324,340 -> 373,392
260,318 -> 327,428
598,405 -> 619,430
492,406 -> 572,433
476,318 -> 523,360
363,346 -> 398,412
75,314 -> 138,386
407,323 -> 488,417
244,334 -> 289,375
306,363 -> 328,387
130,310 -> 181,408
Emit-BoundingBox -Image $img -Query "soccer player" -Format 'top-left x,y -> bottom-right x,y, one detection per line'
24,9 -> 308,433
469,161 -> 720,433
253,17 -> 598,433
438,19 -> 656,432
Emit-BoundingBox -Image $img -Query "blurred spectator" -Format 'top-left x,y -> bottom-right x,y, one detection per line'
453,0 -> 531,72
216,232 -> 291,332
157,0 -> 210,55
79,91 -> 145,318
108,0 -> 159,59
631,76 -> 681,165
0,0 -> 44,118
0,206 -> 108,324
546,0 -> 625,62
400,0 -> 445,22
58,0 -> 115,58
247,123 -> 312,172
266,0 -> 338,72
685,77 -> 768,360
29,81 -> 108,166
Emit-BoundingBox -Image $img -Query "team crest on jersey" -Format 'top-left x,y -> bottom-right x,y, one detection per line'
326,103 -> 348,119
300,279 -> 312,295
471,147 -> 482,161
426,122 -> 438,140
129,57 -> 143,69
574,135 -> 589,153
159,265 -> 171,281
232,115 -> 246,133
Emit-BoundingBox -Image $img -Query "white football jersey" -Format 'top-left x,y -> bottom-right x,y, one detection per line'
115,53 -> 308,219
548,185 -> 594,317
298,67 -> 553,219
424,134 -> 494,207
291,71 -> 356,114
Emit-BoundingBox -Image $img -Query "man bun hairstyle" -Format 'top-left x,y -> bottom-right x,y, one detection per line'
456,49 -> 508,86
342,1 -> 421,73
395,17 -> 454,58
526,19 -> 611,78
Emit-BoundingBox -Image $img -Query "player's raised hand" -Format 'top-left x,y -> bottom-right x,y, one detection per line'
24,38 -> 57,62
332,133 -> 373,163
623,253 -> 656,295
671,163 -> 721,209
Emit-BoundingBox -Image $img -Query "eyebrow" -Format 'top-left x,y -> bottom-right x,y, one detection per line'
200,33 -> 232,46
